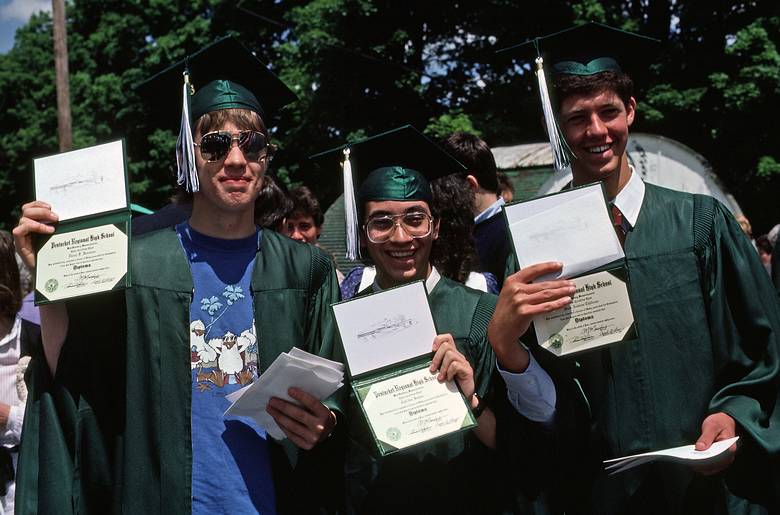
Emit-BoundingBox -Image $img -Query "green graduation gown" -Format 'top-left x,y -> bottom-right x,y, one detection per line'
16,228 -> 345,515
345,276 -> 507,514
557,184 -> 780,514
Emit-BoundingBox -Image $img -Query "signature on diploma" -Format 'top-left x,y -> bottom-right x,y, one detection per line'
570,323 -> 622,344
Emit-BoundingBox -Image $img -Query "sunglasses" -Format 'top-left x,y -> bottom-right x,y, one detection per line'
194,130 -> 270,162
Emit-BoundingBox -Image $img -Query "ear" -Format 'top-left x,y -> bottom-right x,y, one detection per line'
465,174 -> 480,191
626,97 -> 637,127
431,218 -> 441,241
315,226 -> 322,239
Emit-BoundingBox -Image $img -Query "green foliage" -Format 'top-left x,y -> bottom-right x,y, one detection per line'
0,1 -> 778,232
757,156 -> 780,179
424,110 -> 481,140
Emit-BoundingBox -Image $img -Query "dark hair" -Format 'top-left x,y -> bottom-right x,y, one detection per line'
255,173 -> 293,230
756,234 -> 773,255
429,174 -> 480,284
0,231 -> 22,320
552,70 -> 634,110
440,132 -> 499,193
288,186 -> 324,227
497,172 -> 514,195
174,108 -> 270,203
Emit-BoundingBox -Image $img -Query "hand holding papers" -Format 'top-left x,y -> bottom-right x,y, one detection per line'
604,437 -> 739,475
503,183 -> 636,355
32,140 -> 131,303
224,348 -> 344,440
332,281 -> 476,455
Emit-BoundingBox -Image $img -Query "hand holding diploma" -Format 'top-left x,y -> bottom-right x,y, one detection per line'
13,201 -> 59,270
488,262 -> 575,371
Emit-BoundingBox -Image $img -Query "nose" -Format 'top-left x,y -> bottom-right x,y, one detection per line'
223,141 -> 247,168
387,221 -> 413,243
291,228 -> 306,243
586,113 -> 608,137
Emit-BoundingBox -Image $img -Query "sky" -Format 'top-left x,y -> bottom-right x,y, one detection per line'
0,0 -> 50,53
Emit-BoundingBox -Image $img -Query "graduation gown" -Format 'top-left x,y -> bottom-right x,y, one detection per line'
564,184 -> 780,514
16,228 -> 345,515
344,276 -> 527,514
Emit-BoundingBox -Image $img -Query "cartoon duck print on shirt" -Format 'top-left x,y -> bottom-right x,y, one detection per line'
191,284 -> 257,392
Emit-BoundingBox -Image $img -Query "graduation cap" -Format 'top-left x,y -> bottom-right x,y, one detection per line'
135,36 -> 297,193
310,125 -> 465,260
497,22 -> 659,173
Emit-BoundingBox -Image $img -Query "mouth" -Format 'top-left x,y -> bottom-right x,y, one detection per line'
219,176 -> 252,183
585,143 -> 612,155
386,249 -> 416,261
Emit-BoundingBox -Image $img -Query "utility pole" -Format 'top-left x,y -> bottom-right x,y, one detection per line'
52,0 -> 72,151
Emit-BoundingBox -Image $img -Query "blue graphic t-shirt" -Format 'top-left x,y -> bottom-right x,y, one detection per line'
177,223 -> 276,514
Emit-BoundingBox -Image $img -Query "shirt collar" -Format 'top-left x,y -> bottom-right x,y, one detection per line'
611,165 -> 645,229
0,315 -> 21,348
372,266 -> 441,294
474,197 -> 505,225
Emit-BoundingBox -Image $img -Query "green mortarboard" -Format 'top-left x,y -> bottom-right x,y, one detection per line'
497,22 -> 658,172
310,125 -> 465,259
135,36 -> 297,192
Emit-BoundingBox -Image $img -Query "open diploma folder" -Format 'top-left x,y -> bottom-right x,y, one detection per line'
33,140 -> 131,303
503,183 -> 636,356
332,281 -> 476,455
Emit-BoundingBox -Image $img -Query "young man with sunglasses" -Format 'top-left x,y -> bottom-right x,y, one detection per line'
315,126 -> 574,514
13,37 -> 343,514
500,23 -> 780,514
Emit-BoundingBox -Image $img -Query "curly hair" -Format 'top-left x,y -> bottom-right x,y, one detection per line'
429,174 -> 481,284
288,186 -> 324,227
254,173 -> 293,230
0,230 -> 22,320
552,70 -> 634,110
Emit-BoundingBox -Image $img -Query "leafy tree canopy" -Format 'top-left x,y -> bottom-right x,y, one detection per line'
1,0 -> 778,232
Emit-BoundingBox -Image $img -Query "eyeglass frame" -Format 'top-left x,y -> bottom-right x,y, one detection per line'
193,130 -> 277,163
363,211 -> 435,244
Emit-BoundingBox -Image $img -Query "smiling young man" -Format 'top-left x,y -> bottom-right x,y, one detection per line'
502,23 -> 780,514
314,125 -> 574,514
13,37 -> 343,514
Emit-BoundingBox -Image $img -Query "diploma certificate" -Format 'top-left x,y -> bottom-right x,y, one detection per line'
357,365 -> 474,453
33,140 -> 131,304
35,222 -> 129,302
534,269 -> 636,356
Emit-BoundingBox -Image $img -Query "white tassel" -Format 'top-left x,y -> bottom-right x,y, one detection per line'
342,148 -> 360,260
176,70 -> 199,192
535,56 -> 572,173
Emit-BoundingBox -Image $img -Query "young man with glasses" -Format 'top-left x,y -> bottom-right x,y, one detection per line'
13,37 -> 344,514
314,125 -> 576,514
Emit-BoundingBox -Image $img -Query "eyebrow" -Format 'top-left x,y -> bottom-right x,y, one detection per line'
366,207 -> 431,218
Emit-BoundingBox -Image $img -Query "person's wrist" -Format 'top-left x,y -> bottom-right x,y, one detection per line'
470,393 -> 486,418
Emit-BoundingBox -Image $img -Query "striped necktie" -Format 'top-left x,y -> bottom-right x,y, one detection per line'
610,203 -> 627,246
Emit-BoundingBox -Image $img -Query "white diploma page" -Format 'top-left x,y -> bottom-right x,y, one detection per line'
505,183 -> 623,280
332,281 -> 437,376
34,140 -> 128,222
534,269 -> 635,356
604,437 -> 739,475
360,366 -> 471,451
36,224 -> 128,302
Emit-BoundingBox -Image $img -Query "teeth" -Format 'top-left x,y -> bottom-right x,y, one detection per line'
588,144 -> 610,153
389,251 -> 414,258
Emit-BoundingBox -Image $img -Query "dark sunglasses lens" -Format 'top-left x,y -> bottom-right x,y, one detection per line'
199,133 -> 231,161
239,131 -> 267,160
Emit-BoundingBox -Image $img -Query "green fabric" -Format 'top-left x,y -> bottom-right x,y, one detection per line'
552,57 -> 621,76
16,229 -> 345,515
191,79 -> 263,120
356,166 -> 432,206
345,277 -> 525,514
534,183 -> 780,514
